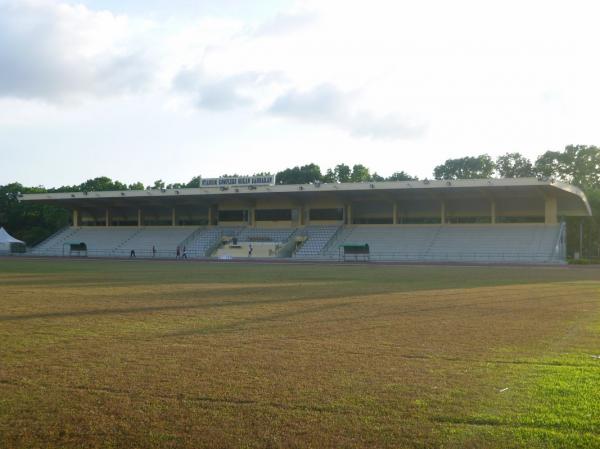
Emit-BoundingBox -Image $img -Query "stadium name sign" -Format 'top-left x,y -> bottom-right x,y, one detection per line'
201,175 -> 276,187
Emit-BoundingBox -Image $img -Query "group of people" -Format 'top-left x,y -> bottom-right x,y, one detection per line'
176,245 -> 187,259
129,245 -> 187,259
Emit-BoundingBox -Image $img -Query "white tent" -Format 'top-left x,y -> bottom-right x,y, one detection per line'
0,227 -> 24,253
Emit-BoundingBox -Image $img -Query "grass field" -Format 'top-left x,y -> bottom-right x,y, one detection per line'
1,259 -> 600,448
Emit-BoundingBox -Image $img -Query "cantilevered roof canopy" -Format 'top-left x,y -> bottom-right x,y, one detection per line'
20,178 -> 592,217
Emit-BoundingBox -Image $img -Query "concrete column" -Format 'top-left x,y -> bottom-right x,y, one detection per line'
346,204 -> 352,225
72,209 -> 79,227
491,200 -> 496,224
393,202 -> 398,225
212,205 -> 219,225
137,208 -> 142,227
545,195 -> 558,224
171,207 -> 176,226
251,208 -> 256,227
299,206 -> 305,226
105,208 -> 110,227
207,206 -> 212,226
440,200 -> 446,225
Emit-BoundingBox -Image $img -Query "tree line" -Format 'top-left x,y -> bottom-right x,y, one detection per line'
275,145 -> 600,186
1,145 -> 599,257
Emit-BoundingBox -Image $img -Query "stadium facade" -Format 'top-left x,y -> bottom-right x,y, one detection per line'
21,177 -> 591,263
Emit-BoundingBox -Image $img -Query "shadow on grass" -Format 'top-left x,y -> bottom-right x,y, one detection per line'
2,284 -> 598,326
166,301 -> 354,337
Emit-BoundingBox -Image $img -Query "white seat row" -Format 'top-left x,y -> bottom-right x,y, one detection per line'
294,225 -> 341,258
321,224 -> 563,263
30,224 -> 564,263
237,228 -> 295,243
32,227 -> 139,256
116,227 -> 198,257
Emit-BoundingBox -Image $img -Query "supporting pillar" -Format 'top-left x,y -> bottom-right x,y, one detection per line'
72,209 -> 79,227
299,206 -> 305,226
250,208 -> 256,227
346,204 -> 352,225
105,208 -> 110,227
392,202 -> 398,225
211,205 -> 219,225
137,208 -> 142,227
579,219 -> 584,257
171,207 -> 176,226
208,206 -> 213,226
491,200 -> 496,224
440,200 -> 446,225
544,195 -> 558,224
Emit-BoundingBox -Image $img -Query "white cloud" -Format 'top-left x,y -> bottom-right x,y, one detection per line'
0,0 -> 154,101
1,0 -> 600,186
173,69 -> 254,110
269,84 -> 425,139
173,67 -> 285,111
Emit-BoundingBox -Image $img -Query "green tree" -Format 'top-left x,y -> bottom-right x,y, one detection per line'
535,145 -> 600,189
434,154 -> 495,180
334,164 -> 351,183
78,176 -> 128,192
128,182 -> 145,190
0,183 -> 69,245
322,168 -> 336,183
350,164 -> 371,182
387,171 -> 417,181
534,150 -> 564,179
565,145 -> 600,188
153,179 -> 165,189
276,164 -> 322,185
496,153 -> 534,178
185,176 -> 202,188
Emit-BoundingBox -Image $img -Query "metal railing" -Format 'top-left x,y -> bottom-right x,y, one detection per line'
319,249 -> 560,264
13,247 -> 563,264
179,226 -> 207,250
320,224 -> 345,253
20,247 -> 213,259
551,222 -> 566,261
29,226 -> 71,252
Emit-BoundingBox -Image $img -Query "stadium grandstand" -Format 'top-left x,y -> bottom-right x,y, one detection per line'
20,177 -> 591,264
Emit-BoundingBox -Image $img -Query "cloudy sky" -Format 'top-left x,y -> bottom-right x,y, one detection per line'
1,0 -> 599,187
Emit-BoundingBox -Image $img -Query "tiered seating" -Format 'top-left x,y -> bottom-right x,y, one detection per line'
187,227 -> 235,257
294,225 -> 341,258
30,227 -> 76,255
32,227 -> 139,256
237,228 -> 295,242
322,224 -> 562,263
427,225 -> 560,262
321,226 -> 439,260
116,227 -> 199,258
30,224 -> 563,263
